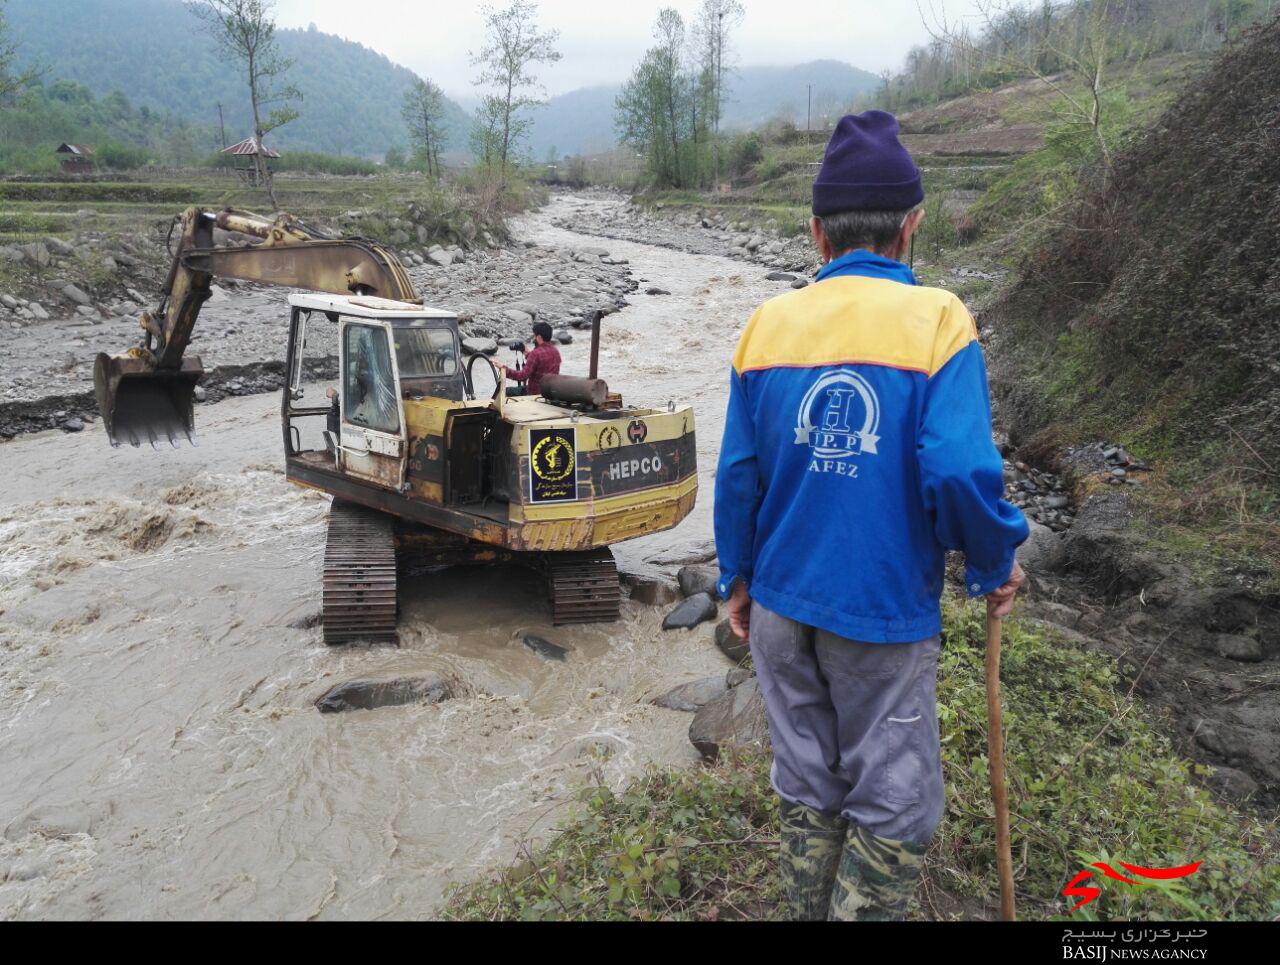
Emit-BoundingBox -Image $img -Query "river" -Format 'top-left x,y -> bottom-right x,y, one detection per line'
0,193 -> 784,919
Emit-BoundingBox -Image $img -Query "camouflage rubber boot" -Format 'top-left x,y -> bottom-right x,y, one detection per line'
828,824 -> 927,921
779,800 -> 848,921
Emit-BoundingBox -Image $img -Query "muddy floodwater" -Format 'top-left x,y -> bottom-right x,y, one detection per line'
0,195 -> 784,919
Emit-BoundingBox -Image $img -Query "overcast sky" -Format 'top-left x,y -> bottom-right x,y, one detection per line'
272,0 -> 1000,99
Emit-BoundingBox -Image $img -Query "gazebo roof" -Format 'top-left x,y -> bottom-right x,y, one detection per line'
221,137 -> 281,159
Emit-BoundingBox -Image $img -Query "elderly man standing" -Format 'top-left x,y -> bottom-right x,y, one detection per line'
714,111 -> 1028,922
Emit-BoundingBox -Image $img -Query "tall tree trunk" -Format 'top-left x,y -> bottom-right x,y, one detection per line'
422,105 -> 435,177
248,52 -> 279,209
500,74 -> 515,182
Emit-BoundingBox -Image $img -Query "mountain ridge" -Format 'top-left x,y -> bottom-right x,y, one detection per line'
6,0 -> 472,159
8,0 -> 879,161
526,60 -> 881,159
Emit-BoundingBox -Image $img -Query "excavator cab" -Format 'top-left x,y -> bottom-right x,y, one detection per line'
281,294 -> 466,483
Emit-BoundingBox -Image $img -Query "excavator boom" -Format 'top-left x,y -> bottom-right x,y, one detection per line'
94,206 -> 418,448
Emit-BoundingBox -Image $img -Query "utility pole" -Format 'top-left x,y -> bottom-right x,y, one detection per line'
217,103 -> 227,150
807,84 -> 812,134
714,9 -> 724,186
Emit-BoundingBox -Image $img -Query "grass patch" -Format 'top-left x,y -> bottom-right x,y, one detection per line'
1128,467 -> 1280,595
443,599 -> 1280,921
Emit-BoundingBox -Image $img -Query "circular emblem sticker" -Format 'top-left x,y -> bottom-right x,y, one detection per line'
627,419 -> 648,444
532,433 -> 575,482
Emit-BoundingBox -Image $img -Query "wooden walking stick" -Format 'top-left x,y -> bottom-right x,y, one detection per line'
986,611 -> 1017,921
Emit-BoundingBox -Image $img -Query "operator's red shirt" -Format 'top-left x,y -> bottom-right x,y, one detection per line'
509,342 -> 561,396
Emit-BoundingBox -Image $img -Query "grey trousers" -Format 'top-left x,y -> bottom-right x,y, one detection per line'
749,601 -> 944,845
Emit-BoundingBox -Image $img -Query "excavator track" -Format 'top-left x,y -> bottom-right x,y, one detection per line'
322,500 -> 398,645
546,548 -> 622,625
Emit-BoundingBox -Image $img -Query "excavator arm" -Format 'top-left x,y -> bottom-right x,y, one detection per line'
94,206 -> 418,448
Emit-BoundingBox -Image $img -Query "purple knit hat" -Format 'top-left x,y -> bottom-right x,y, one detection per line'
812,111 -> 924,216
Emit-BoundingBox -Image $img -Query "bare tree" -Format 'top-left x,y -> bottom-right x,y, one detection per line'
470,0 -> 561,178
401,78 -> 448,178
690,0 -> 744,183
189,0 -> 300,207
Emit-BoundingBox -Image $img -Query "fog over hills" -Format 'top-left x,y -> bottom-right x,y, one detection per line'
520,60 -> 881,159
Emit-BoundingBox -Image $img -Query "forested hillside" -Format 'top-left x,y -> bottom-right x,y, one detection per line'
988,12 -> 1280,584
5,0 -> 471,159
872,0 -> 1278,111
0,79 -> 214,173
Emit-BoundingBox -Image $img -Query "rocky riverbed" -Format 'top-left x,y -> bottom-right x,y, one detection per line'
0,228 -> 637,438
551,191 -> 819,273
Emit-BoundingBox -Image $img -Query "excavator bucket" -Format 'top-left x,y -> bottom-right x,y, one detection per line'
94,353 -> 203,448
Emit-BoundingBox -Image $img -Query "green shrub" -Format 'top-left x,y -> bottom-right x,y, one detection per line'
727,133 -> 764,178
201,150 -> 380,176
918,192 -> 959,263
96,141 -> 150,170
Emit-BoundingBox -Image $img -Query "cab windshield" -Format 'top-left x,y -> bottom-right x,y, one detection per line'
391,321 -> 459,379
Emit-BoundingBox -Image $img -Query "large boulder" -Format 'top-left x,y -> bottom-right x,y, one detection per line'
652,676 -> 729,712
315,674 -> 457,713
623,573 -> 682,607
663,593 -> 717,631
689,678 -> 769,760
715,618 -> 749,663
62,284 -> 92,307
19,242 -> 50,267
43,237 -> 75,258
5,803 -> 102,841
462,337 -> 499,357
523,633 -> 570,662
1212,634 -> 1263,663
1018,519 -> 1065,577
677,564 -> 717,598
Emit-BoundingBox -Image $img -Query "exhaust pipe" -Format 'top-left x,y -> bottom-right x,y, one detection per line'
541,374 -> 608,408
94,353 -> 203,448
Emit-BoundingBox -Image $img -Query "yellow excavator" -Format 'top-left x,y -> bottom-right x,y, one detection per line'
94,207 -> 697,642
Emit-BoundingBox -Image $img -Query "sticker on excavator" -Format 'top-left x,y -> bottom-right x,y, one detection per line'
529,427 -> 578,504
587,433 -> 697,498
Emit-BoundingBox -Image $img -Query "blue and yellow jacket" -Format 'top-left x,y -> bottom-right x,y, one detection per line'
714,250 -> 1028,643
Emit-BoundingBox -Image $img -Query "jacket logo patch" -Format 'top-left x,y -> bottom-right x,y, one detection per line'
795,370 -> 881,475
